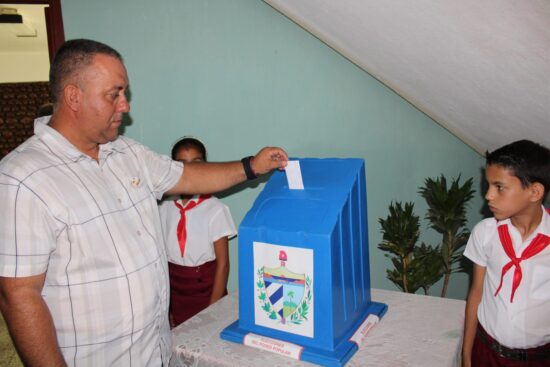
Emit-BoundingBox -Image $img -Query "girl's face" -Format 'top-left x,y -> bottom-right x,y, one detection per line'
175,147 -> 204,164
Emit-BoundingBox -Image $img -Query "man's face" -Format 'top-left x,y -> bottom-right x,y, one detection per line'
77,53 -> 130,145
484,164 -> 533,221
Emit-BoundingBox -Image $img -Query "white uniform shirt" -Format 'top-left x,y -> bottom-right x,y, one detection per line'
159,196 -> 236,266
464,208 -> 550,348
0,117 -> 183,366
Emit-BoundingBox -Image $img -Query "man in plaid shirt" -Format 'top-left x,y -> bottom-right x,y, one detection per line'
0,39 -> 287,366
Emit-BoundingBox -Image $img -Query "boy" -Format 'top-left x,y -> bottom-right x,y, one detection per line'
462,139 -> 550,366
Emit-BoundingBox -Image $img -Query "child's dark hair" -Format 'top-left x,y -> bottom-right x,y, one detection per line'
171,137 -> 207,161
486,139 -> 550,198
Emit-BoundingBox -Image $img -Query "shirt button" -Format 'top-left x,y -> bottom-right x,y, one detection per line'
118,198 -> 122,204
136,230 -> 141,236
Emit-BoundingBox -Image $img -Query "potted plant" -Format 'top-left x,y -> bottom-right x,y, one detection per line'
379,174 -> 475,297
378,202 -> 443,295
418,175 -> 475,297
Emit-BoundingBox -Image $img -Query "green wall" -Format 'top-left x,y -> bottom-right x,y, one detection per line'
61,0 -> 486,300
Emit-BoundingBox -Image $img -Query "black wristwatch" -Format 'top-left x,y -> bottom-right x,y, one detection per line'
241,156 -> 257,180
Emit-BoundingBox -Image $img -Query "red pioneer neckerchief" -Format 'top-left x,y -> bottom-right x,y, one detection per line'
173,195 -> 211,257
494,208 -> 550,302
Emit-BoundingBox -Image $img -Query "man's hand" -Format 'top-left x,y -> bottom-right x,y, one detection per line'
250,147 -> 288,175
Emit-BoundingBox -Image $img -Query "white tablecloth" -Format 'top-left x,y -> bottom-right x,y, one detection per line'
170,289 -> 465,367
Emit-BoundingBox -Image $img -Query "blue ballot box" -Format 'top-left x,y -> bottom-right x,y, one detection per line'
221,158 -> 387,366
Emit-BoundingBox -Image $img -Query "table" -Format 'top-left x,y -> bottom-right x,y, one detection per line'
170,289 -> 465,367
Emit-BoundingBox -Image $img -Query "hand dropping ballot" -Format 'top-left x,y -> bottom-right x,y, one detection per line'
285,160 -> 304,190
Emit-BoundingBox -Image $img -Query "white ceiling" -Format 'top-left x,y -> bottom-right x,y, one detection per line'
1,2 -> 549,154
265,0 -> 550,154
0,4 -> 48,53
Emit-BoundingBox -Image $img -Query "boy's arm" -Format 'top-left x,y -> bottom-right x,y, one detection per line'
462,263 -> 486,367
209,237 -> 230,305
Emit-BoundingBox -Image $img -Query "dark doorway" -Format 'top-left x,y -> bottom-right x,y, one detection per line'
0,1 -> 64,158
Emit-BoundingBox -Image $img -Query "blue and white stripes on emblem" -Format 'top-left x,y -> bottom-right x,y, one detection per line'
265,281 -> 284,317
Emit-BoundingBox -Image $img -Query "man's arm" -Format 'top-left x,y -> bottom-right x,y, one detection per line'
0,274 -> 67,367
462,263 -> 485,367
165,147 -> 288,196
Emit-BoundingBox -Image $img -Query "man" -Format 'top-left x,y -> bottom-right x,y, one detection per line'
0,39 -> 287,366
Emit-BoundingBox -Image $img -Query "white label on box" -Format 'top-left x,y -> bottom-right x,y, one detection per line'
243,333 -> 303,360
285,160 -> 304,190
253,242 -> 314,338
349,314 -> 379,347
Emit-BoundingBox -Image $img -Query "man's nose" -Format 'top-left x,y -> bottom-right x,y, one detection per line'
118,96 -> 130,113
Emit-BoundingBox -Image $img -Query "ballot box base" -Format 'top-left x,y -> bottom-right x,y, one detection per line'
220,301 -> 388,367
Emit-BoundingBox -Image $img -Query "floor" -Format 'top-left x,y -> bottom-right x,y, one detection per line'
0,313 -> 22,367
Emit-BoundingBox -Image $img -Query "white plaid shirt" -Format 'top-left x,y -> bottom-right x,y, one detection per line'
0,117 -> 183,366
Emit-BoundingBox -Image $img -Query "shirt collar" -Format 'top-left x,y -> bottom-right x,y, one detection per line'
34,116 -> 123,162
176,195 -> 200,205
540,206 -> 550,237
495,206 -> 550,238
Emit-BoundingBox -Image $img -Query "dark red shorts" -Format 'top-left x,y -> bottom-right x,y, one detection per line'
472,324 -> 550,367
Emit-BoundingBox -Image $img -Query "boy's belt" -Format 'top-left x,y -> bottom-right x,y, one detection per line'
477,324 -> 550,361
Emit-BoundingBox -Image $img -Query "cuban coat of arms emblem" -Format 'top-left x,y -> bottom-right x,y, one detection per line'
253,242 -> 314,337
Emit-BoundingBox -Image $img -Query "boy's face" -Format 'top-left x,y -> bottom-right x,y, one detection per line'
484,164 -> 535,221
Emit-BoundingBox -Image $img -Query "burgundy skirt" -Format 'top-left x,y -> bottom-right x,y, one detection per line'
168,260 -> 226,327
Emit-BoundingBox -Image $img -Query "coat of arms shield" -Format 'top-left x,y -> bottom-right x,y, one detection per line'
262,251 -> 305,324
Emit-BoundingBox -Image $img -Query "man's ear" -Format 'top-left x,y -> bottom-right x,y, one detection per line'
63,84 -> 81,111
529,182 -> 545,202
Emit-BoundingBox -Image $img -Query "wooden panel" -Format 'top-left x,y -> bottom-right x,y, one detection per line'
0,82 -> 50,159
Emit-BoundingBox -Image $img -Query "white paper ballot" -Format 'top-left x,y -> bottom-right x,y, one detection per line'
286,160 -> 304,190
